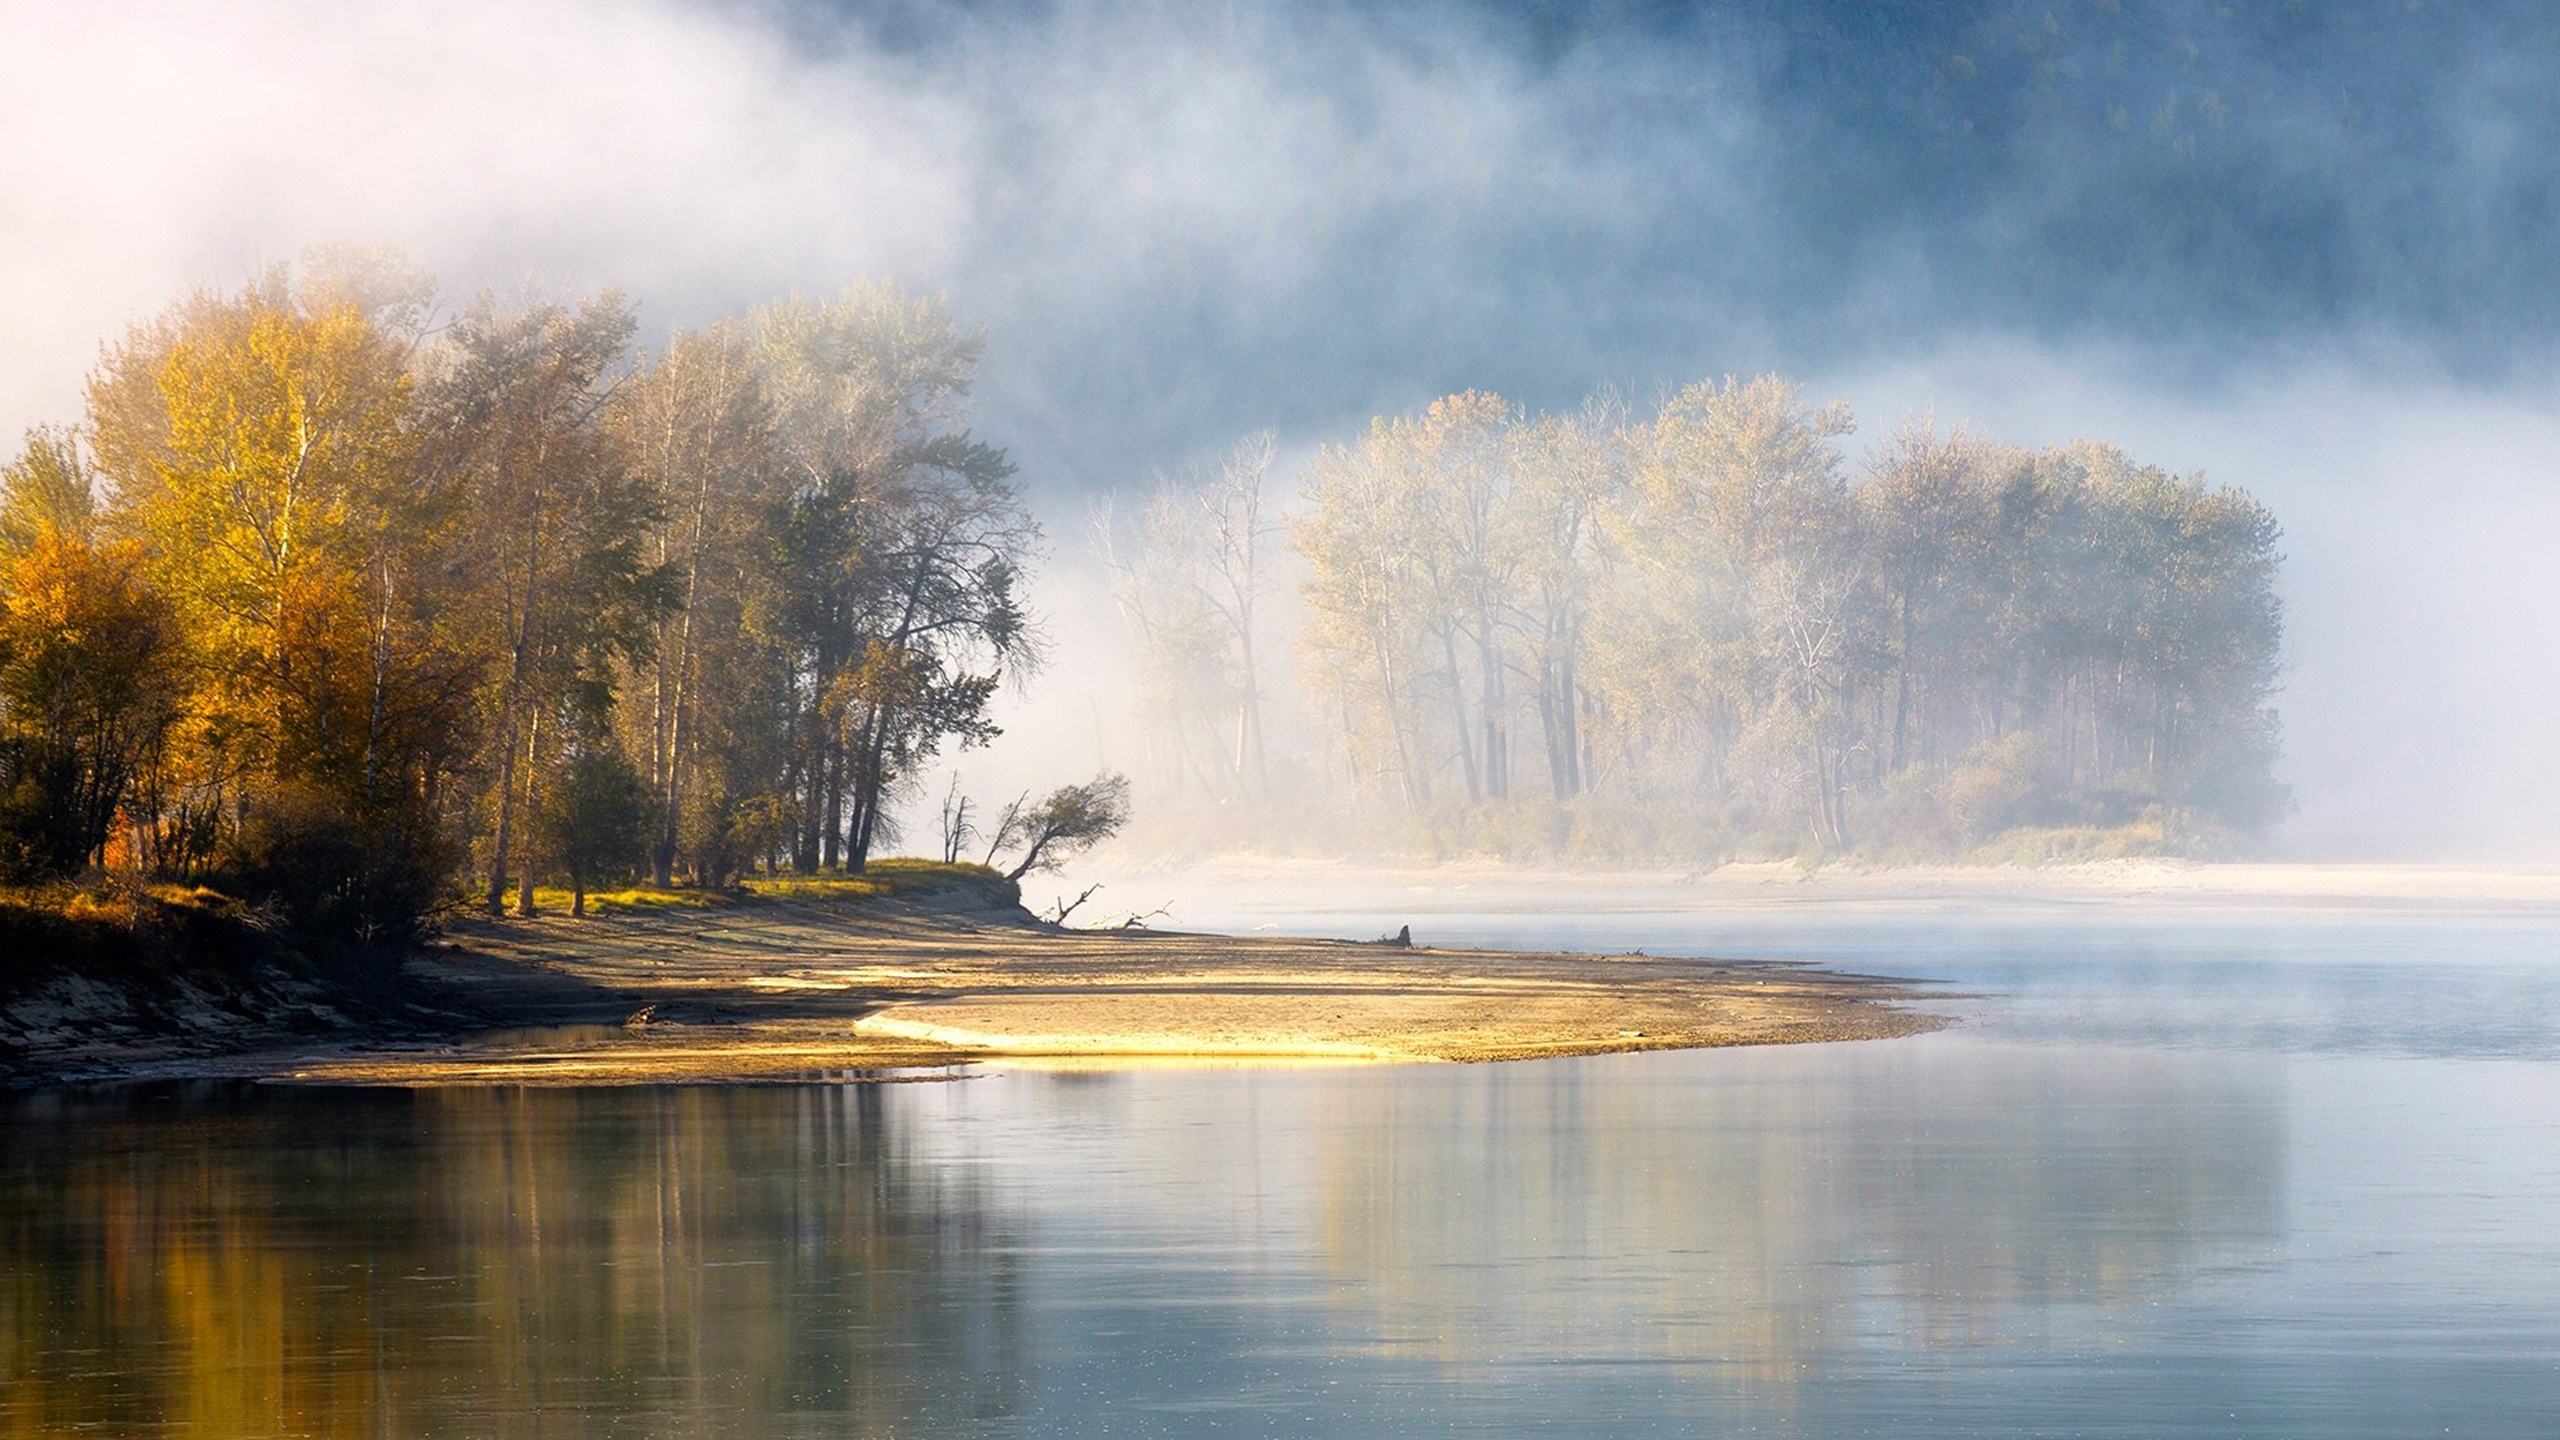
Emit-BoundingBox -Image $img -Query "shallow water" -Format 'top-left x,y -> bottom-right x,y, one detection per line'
6,895 -> 2560,1436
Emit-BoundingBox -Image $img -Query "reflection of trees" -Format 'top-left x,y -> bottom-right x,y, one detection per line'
0,1049 -> 2292,1434
1308,1044 -> 2285,1408
0,1084 -> 1024,1437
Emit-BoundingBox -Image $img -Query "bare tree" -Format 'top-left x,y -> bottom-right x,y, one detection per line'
1196,431 -> 1277,798
981,789 -> 1027,867
936,772 -> 976,864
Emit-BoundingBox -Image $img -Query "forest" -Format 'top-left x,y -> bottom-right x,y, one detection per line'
0,252 -> 2292,983
1103,380 -> 2288,861
0,252 -> 1102,967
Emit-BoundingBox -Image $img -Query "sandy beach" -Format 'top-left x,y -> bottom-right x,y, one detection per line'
256,888 -> 1939,1085
19,858 -> 2554,1087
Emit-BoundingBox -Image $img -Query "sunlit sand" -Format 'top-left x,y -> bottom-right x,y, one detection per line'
271,895 -> 1939,1086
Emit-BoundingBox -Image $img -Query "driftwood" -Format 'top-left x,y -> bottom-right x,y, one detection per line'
1048,883 -> 1104,925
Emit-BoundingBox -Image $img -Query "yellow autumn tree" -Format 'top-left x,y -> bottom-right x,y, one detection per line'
91,279 -> 474,946
0,433 -> 182,879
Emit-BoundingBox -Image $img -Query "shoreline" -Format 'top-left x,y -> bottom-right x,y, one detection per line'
1053,856 -> 2560,919
4,886 -> 1942,1087
14,855 -> 2549,1089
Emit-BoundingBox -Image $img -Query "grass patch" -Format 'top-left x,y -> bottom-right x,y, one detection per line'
510,860 -> 1019,918
744,858 -> 1011,904
524,885 -> 721,915
0,877 -> 273,1000
1960,821 -> 2186,866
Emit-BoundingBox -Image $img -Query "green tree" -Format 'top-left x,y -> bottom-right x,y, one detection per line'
426,293 -> 675,915
534,733 -> 653,918
987,773 -> 1132,881
754,286 -> 1037,873
612,321 -> 782,887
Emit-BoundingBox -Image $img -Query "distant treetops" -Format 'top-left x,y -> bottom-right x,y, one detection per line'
1106,380 -> 2287,860
0,250 -> 1039,954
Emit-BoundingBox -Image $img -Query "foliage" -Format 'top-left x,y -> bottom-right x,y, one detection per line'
532,739 -> 653,918
0,879 -> 268,1000
0,255 -> 1043,974
986,774 -> 1133,880
216,783 -> 452,962
1237,382 -> 2288,861
0,516 -> 181,881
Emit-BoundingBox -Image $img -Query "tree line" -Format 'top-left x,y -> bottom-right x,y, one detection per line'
1107,379 -> 2287,858
0,252 -> 1050,952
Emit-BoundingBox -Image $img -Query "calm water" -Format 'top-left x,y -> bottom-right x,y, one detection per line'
7,893 -> 2560,1437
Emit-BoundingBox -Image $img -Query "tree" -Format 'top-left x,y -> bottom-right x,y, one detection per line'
1097,431 -> 1277,805
534,735 -> 652,918
425,292 -> 674,915
88,273 -> 475,939
936,772 -> 976,864
988,773 -> 1131,881
1269,374 -> 2286,858
612,321 -> 779,887
1504,396 -> 1625,799
0,435 -> 182,879
107,278 -> 423,802
1861,416 -> 2002,775
1096,488 -> 1236,799
754,286 -> 1038,873
1297,421 -> 1437,810
1195,432 -> 1279,797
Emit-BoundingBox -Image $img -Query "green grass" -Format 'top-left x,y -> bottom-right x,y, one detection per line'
518,859 -> 1017,917
524,884 -> 719,915
744,857 -> 1009,902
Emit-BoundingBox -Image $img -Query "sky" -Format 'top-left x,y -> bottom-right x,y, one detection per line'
1,0 -> 2552,856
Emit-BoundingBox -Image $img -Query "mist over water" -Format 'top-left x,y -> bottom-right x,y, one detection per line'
13,900 -> 2560,1436
5,0 -> 2555,854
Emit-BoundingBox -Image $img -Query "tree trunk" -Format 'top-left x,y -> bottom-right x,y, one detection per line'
1890,594 -> 1915,775
819,733 -> 843,871
654,450 -> 715,888
1439,624 -> 1480,804
483,460 -> 549,916
1234,618 -> 1268,800
514,709 -> 543,918
1558,650 -> 1583,796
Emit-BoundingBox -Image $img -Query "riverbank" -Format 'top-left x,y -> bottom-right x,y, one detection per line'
0,867 -> 1939,1086
0,863 -> 1022,1086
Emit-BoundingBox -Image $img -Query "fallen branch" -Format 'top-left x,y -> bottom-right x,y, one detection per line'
1116,903 -> 1173,930
1048,883 -> 1104,925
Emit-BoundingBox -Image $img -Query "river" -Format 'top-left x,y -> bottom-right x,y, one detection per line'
6,884 -> 2558,1436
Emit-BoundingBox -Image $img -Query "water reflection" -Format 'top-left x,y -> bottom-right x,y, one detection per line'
1303,1041 -> 2283,1379
1,1038 -> 2295,1437
0,1085 -> 1027,1437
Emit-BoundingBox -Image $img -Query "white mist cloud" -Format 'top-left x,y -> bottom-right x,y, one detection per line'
0,0 -> 972,431
2,0 -> 2550,856
1835,343 -> 2560,860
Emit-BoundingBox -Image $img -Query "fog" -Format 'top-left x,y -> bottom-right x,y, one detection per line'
4,0 -> 2553,858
